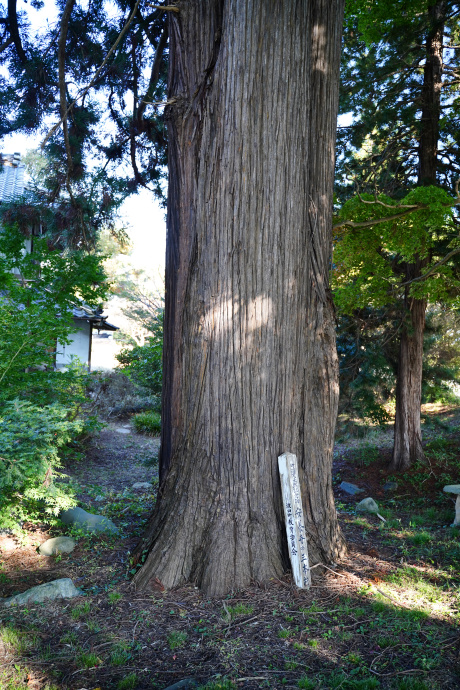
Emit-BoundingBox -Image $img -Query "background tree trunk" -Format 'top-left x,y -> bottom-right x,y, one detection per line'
391,279 -> 427,472
134,0 -> 345,597
391,1 -> 445,471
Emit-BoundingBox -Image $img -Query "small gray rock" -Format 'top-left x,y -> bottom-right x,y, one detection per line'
94,495 -> 105,502
356,497 -> 380,514
162,680 -> 198,690
116,428 -> 131,434
38,536 -> 76,556
1,578 -> 82,607
339,481 -> 363,496
443,484 -> 460,495
132,482 -> 153,490
60,507 -> 119,534
383,481 -> 398,492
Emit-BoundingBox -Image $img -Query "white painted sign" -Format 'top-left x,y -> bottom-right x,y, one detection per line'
278,452 -> 311,589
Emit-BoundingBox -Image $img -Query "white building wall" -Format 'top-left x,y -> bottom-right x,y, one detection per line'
56,319 -> 91,370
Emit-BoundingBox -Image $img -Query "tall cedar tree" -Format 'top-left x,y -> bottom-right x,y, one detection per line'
335,0 -> 460,471
132,0 -> 346,596
2,0 -> 346,594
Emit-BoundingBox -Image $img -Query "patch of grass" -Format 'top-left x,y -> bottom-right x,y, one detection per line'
408,515 -> 426,528
86,619 -> 100,633
132,410 -> 161,435
293,641 -> 307,650
0,625 -> 36,654
297,678 -> 316,689
142,451 -> 159,468
167,630 -> 187,651
117,672 -> 138,689
198,680 -> 236,690
408,531 -> 432,546
307,638 -> 318,648
71,601 -> 91,619
285,659 -> 299,670
222,603 -> 254,619
352,517 -> 372,529
356,442 -> 380,467
110,642 -> 131,666
346,651 -> 363,665
60,631 -> 78,645
0,668 -> 60,690
77,651 -> 101,668
338,630 -> 353,642
395,679 -> 431,690
348,680 -> 380,689
385,566 -> 441,601
108,591 -> 122,604
277,628 -> 291,639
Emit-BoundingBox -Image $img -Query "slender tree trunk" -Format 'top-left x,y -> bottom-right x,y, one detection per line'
390,279 -> 427,472
391,1 -> 445,471
134,0 -> 346,597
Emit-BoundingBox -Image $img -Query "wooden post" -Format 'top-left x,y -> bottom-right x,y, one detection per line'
278,452 -> 311,589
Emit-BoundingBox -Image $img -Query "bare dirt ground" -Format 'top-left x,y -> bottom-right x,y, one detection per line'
1,411 -> 460,690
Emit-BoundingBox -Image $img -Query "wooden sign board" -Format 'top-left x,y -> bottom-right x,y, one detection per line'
278,452 -> 311,589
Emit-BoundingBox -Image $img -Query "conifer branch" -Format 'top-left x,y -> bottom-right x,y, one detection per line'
357,192 -> 419,210
0,37 -> 13,54
41,0 -> 142,148
138,26 -> 168,121
333,206 -> 425,231
397,245 -> 460,287
7,0 -> 26,64
148,4 -> 179,12
58,0 -> 77,178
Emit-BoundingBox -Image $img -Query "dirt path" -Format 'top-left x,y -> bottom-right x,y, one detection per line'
71,422 -> 160,504
1,417 -> 460,690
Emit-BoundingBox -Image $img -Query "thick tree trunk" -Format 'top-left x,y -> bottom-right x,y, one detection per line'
134,0 -> 346,596
391,1 -> 445,471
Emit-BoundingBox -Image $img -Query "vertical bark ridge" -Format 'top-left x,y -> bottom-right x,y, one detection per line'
135,0 -> 345,597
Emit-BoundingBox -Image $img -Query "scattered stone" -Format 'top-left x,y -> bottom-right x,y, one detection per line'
116,427 -> 131,434
339,481 -> 363,496
1,578 -> 82,607
383,481 -> 398,492
443,485 -> 460,526
132,482 -> 153,490
162,680 -> 198,690
38,536 -> 76,556
356,497 -> 386,522
60,507 -> 119,534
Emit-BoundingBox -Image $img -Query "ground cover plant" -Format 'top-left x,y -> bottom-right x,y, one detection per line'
1,404 -> 460,689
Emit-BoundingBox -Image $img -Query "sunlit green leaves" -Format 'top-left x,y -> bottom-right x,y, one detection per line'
332,187 -> 460,313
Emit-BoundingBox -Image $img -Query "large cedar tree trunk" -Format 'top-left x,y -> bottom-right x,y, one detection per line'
391,1 -> 445,471
133,0 -> 346,596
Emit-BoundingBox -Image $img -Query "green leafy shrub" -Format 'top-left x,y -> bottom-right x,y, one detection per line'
116,310 -> 163,395
132,410 -> 161,435
0,400 -> 82,531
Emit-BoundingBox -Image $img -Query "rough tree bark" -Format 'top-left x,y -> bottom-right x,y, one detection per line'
391,1 -> 445,472
133,0 -> 346,596
391,278 -> 427,471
